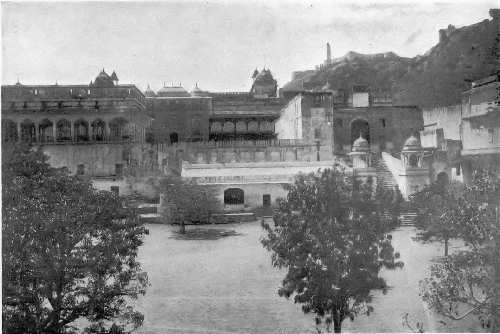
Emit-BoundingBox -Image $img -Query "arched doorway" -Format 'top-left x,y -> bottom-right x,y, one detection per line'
169,132 -> 179,144
224,188 -> 244,205
436,171 -> 449,186
351,119 -> 370,145
39,119 -> 53,143
20,119 -> 36,142
56,119 -> 72,142
109,117 -> 129,141
2,119 -> 18,142
91,119 -> 106,141
74,119 -> 89,142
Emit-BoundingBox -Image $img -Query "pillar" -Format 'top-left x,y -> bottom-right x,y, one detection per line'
52,122 -> 57,142
34,122 -> 39,143
17,122 -> 21,142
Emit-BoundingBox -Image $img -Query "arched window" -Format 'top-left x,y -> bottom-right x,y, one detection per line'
2,119 -> 18,142
56,119 -> 72,142
224,188 -> 244,205
351,119 -> 370,145
39,119 -> 53,143
260,120 -> 273,132
74,119 -> 89,142
169,132 -> 179,144
109,118 -> 128,141
235,121 -> 247,133
20,119 -> 36,142
223,121 -> 235,134
247,120 -> 259,132
91,119 -> 106,141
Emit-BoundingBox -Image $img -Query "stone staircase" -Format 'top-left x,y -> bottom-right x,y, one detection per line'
373,155 -> 417,227
399,211 -> 418,227
373,156 -> 398,191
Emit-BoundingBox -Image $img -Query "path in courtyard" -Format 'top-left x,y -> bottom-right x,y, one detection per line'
134,221 -> 479,333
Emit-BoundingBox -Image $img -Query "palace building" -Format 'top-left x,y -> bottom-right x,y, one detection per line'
1,70 -> 157,197
2,64 -> 431,210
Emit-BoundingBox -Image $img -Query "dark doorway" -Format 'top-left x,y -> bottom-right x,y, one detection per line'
224,188 -> 244,205
437,171 -> 449,186
408,154 -> 418,168
351,119 -> 370,145
169,132 -> 179,144
263,194 -> 271,207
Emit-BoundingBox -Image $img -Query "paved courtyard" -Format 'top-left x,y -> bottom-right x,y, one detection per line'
135,221 -> 479,333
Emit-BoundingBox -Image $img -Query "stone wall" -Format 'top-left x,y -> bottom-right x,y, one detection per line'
333,106 -> 422,153
146,97 -> 211,143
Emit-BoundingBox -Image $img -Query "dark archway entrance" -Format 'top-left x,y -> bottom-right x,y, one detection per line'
351,119 -> 370,145
224,188 -> 244,205
169,132 -> 179,144
437,171 -> 449,186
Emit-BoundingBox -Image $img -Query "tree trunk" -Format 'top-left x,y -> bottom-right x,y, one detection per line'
332,310 -> 342,333
180,221 -> 186,234
333,321 -> 342,333
444,238 -> 449,257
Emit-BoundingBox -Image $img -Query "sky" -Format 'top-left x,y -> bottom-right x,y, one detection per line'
2,0 -> 497,92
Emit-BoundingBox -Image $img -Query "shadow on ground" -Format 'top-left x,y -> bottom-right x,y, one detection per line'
170,228 -> 242,240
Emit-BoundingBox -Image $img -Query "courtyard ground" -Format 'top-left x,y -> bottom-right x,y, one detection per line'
134,220 -> 480,333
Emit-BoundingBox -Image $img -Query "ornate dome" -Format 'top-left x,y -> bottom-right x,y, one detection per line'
253,69 -> 277,85
92,69 -> 114,87
190,83 -> 210,97
402,135 -> 422,151
352,134 -> 370,152
157,85 -> 190,97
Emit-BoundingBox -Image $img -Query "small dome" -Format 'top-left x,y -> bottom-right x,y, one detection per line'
144,84 -> 156,97
190,83 -> 210,97
402,135 -> 422,151
352,134 -> 370,152
157,85 -> 190,97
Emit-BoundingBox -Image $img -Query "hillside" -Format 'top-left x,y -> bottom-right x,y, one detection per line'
282,9 -> 499,108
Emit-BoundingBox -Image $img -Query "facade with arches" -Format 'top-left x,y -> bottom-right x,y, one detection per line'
1,70 -> 155,195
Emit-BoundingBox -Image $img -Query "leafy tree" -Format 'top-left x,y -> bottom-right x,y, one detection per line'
2,143 -> 149,334
410,180 -> 465,256
420,170 -> 500,330
159,176 -> 221,233
261,168 -> 403,333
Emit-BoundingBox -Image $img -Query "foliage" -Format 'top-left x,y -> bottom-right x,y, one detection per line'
420,170 -> 500,330
2,143 -> 149,334
410,180 -> 465,256
261,168 -> 403,333
159,176 -> 221,227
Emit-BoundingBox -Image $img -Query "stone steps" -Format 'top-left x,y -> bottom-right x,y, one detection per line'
373,157 -> 397,190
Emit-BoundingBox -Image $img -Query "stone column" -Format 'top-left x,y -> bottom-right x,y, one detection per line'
34,122 -> 39,143
52,122 -> 57,142
17,122 -> 21,142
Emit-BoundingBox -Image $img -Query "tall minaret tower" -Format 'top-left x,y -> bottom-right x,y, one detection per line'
326,42 -> 332,65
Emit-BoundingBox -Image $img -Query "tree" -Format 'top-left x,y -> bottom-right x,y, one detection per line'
410,180 -> 465,256
159,176 -> 220,233
2,143 -> 149,334
420,170 -> 500,331
261,168 -> 403,333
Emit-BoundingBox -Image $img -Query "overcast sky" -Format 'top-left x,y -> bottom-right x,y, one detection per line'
2,1 -> 497,92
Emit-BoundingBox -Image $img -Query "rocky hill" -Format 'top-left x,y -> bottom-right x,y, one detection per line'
282,9 -> 499,108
